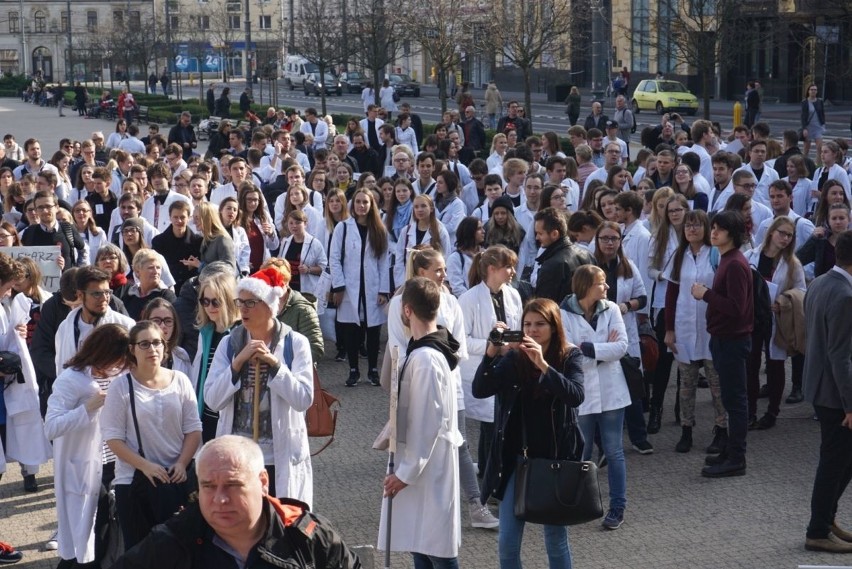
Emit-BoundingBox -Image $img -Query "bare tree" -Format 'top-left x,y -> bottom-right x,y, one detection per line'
205,0 -> 244,83
291,0 -> 344,116
350,0 -> 408,107
484,0 -> 577,130
401,0 -> 468,114
616,0 -> 747,118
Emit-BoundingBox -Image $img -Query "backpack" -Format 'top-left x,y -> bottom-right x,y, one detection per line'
631,110 -> 637,134
226,324 -> 339,455
751,268 -> 773,340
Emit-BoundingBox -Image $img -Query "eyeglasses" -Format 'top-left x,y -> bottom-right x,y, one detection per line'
84,290 -> 112,299
99,254 -> 119,261
675,170 -> 691,175
684,223 -> 704,230
200,297 -> 222,308
736,183 -> 757,190
667,208 -> 686,214
598,236 -> 621,243
133,339 -> 165,350
234,298 -> 261,309
150,317 -> 175,327
551,194 -> 565,200
122,227 -> 139,234
776,230 -> 794,240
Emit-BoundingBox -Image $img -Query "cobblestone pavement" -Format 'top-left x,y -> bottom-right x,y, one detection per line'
1,99 -> 849,568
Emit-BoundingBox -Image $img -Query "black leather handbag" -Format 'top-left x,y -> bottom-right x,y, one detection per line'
513,405 -> 603,526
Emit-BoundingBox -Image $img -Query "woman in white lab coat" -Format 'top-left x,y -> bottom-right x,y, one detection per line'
662,210 -> 726,453
330,188 -> 390,386
276,210 -> 328,298
744,216 -> 806,429
457,245 -> 522,475
394,194 -> 450,286
45,324 -> 130,568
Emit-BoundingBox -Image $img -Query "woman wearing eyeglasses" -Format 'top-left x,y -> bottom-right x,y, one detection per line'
141,298 -> 191,377
102,320 -> 202,550
743,217 -> 806,430
673,164 -> 709,211
71,199 -> 106,261
189,271 -> 239,443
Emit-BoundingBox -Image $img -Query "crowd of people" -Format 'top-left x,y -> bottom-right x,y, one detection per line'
0,78 -> 851,567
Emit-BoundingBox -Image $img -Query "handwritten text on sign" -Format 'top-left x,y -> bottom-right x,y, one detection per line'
0,246 -> 62,291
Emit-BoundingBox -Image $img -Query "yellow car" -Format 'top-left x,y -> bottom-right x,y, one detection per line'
631,79 -> 699,116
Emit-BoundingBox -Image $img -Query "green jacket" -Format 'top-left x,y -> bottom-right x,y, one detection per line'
277,289 -> 324,363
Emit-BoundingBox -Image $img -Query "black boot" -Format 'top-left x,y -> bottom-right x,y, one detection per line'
647,406 -> 662,434
706,426 -> 728,454
675,426 -> 693,453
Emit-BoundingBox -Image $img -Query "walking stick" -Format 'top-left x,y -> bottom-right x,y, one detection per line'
252,358 -> 261,442
384,346 -> 401,569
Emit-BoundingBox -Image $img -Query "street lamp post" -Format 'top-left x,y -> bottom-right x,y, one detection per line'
245,0 -> 253,90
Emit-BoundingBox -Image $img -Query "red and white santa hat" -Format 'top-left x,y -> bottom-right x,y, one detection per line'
236,267 -> 286,315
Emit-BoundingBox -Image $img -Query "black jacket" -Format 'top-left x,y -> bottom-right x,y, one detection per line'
534,237 -> 595,305
496,115 -> 530,140
152,227 -> 203,294
168,124 -> 199,161
773,147 -> 817,179
109,497 -> 361,569
21,221 -> 86,269
583,113 -> 609,133
472,348 -> 585,500
796,234 -> 834,280
801,98 -> 826,128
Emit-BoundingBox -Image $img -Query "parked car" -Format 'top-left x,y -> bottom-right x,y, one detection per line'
304,72 -> 342,96
631,79 -> 698,115
388,73 -> 421,97
340,71 -> 368,94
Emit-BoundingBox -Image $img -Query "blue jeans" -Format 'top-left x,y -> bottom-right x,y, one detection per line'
412,553 -> 459,569
498,471 -> 572,569
578,408 -> 627,511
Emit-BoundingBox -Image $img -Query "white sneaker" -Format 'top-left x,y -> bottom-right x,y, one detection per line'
469,503 -> 499,529
45,530 -> 58,551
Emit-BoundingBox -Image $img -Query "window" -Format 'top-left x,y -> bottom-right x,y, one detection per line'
631,0 -> 649,72
9,12 -> 18,33
129,11 -> 140,27
227,1 -> 241,12
114,10 -> 124,26
87,11 -> 97,31
657,0 -> 677,74
690,0 -> 716,16
228,15 -> 241,29
198,15 -> 210,29
259,15 -> 271,29
167,0 -> 179,13
61,11 -> 69,32
169,15 -> 179,28
34,10 -> 47,33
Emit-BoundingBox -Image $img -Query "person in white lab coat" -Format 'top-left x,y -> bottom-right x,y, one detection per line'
394,194 -> 451,287
560,264 -> 629,530
434,170 -> 467,247
386,248 -> 499,529
457,245 -> 522,478
204,268 -> 314,505
662,210 -> 727,454
744,217 -> 806,430
378,277 -> 462,565
330,188 -> 390,386
0,253 -> 52,492
45,324 -> 130,569
446,217 -> 484,297
276,211 -> 327,298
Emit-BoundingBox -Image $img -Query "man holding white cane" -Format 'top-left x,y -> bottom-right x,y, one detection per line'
378,277 -> 463,568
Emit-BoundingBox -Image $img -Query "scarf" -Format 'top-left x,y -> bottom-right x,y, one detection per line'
393,200 -> 413,238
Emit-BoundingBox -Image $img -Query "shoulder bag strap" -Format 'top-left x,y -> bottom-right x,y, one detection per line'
127,374 -> 145,458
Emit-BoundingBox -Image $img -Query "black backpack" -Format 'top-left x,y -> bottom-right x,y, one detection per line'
751,267 -> 772,340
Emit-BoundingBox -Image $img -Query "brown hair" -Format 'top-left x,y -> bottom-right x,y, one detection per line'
64,323 -> 131,370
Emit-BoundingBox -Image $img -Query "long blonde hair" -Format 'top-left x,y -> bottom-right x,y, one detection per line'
760,216 -> 803,293
196,201 -> 230,245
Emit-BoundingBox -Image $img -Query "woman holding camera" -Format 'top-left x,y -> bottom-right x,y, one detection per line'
473,298 -> 584,569
560,264 -> 629,531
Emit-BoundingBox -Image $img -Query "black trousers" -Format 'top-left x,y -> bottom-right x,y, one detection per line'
710,336 -> 751,462
807,405 -> 852,539
650,309 -> 675,409
344,322 -> 381,371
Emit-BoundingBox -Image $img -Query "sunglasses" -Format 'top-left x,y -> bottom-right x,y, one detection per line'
200,297 -> 222,308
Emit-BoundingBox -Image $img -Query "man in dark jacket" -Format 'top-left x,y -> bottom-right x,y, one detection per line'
151,201 -> 202,294
168,111 -> 198,161
460,106 -> 486,165
773,129 -> 817,179
239,88 -> 253,113
532,207 -> 594,304
110,436 -> 361,569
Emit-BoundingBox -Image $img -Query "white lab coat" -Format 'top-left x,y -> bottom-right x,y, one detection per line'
386,292 -> 468,409
621,220 -> 652,315
45,367 -> 120,563
330,217 -> 390,327
377,345 -> 461,559
204,324 -> 314,507
394,220 -> 451,287
55,307 -> 135,376
647,227 -> 679,310
708,181 -> 735,213
140,191 -> 193,233
457,282 -> 522,422
610,259 -> 646,358
0,308 -> 52,473
436,197 -> 467,246
274,193 -> 324,230
561,299 -> 630,415
446,249 -> 474,297
663,244 -> 715,363
808,164 -> 851,213
299,119 -> 329,149
278,233 -> 328,298
737,163 -> 780,207
745,245 -> 807,360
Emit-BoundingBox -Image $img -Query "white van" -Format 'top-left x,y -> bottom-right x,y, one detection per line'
283,56 -> 319,90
